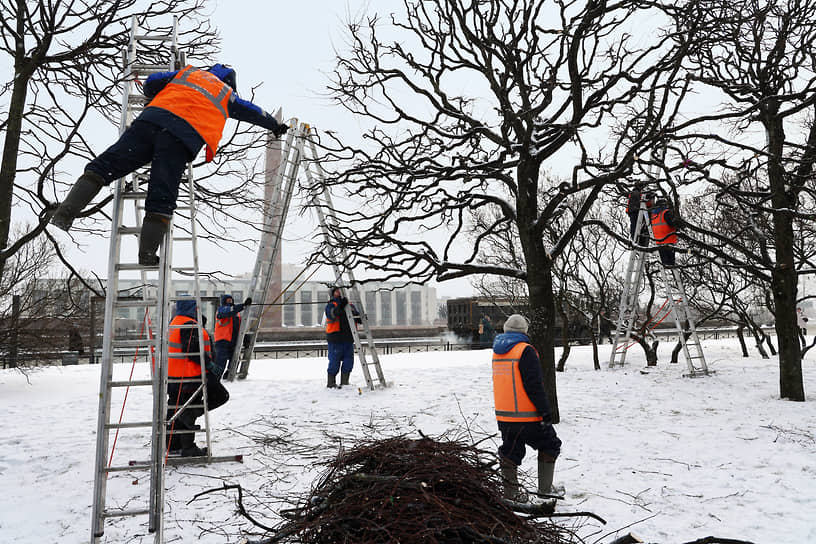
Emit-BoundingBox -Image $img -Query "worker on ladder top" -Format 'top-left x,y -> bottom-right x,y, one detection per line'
51,63 -> 290,266
167,299 -> 229,457
649,198 -> 682,267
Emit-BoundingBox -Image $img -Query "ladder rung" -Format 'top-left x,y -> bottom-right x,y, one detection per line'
120,191 -> 148,200
172,266 -> 195,272
106,463 -> 151,472
173,237 -> 193,242
105,421 -> 153,429
134,34 -> 174,42
168,352 -> 204,357
117,226 -> 142,235
102,507 -> 150,518
117,263 -> 159,271
113,339 -> 156,348
169,323 -> 200,329
110,379 -> 153,387
115,299 -> 158,308
131,62 -> 170,72
167,378 -> 202,384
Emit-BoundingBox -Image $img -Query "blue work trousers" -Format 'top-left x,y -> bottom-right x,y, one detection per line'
85,119 -> 193,216
498,421 -> 562,466
327,341 -> 354,376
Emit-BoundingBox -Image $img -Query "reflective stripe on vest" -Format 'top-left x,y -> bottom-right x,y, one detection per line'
651,209 -> 677,245
146,65 -> 232,163
168,315 -> 211,378
325,301 -> 340,334
492,342 -> 543,423
215,313 -> 240,343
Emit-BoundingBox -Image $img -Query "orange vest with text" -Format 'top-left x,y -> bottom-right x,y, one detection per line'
650,209 -> 677,245
492,342 -> 543,423
147,65 -> 233,162
168,315 -> 211,378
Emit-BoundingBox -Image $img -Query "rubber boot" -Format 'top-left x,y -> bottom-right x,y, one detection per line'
50,171 -> 106,231
327,374 -> 338,388
538,452 -> 556,495
340,372 -> 351,386
499,456 -> 526,502
138,213 -> 171,266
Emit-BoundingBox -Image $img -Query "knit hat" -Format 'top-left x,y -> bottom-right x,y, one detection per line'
503,314 -> 529,334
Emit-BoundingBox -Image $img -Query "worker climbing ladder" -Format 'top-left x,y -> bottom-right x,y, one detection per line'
228,122 -> 387,390
90,17 -> 238,544
609,195 -> 709,377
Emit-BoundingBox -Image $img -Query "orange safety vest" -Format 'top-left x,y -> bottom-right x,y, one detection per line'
215,313 -> 240,343
168,315 -> 211,378
325,301 -> 341,334
147,65 -> 233,162
650,209 -> 677,245
492,342 -> 543,423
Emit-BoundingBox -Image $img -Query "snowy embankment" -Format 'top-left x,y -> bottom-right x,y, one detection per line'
0,339 -> 814,543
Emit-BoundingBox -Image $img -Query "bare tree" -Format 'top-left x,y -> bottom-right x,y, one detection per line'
0,1 -> 276,290
315,0 -> 699,421
663,0 -> 816,400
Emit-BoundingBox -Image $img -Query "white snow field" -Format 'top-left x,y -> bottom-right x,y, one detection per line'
0,339 -> 814,543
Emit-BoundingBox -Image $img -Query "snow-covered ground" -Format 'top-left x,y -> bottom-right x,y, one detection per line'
0,339 -> 814,543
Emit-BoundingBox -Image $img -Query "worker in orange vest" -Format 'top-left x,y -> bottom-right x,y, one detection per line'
167,299 -> 229,457
214,294 -> 252,379
649,198 -> 681,266
325,286 -> 355,388
492,314 -> 561,502
51,63 -> 289,265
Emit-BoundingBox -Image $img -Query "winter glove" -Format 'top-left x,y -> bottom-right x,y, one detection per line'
244,297 -> 252,307
340,297 -> 349,308
273,123 -> 289,138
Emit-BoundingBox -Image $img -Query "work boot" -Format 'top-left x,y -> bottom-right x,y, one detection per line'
538,451 -> 557,496
50,171 -> 106,231
180,444 -> 208,458
340,372 -> 351,386
499,456 -> 527,502
327,374 -> 338,388
138,213 -> 171,266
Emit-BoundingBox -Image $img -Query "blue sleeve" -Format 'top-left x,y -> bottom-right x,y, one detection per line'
325,302 -> 337,320
216,305 -> 240,319
227,94 -> 284,132
517,346 -> 552,420
142,71 -> 178,99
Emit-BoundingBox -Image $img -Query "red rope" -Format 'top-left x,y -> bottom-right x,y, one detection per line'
615,298 -> 671,352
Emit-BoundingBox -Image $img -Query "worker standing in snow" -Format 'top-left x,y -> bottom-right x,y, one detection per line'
214,294 -> 251,379
492,314 -> 561,502
325,286 -> 355,388
50,63 -> 289,265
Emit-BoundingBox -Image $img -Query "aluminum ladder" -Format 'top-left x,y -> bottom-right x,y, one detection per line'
609,199 -> 650,367
226,118 -> 300,381
301,123 -> 387,390
609,199 -> 709,376
90,17 -> 234,544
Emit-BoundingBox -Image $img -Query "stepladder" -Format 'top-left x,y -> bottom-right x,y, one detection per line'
90,17 -> 239,544
609,196 -> 709,377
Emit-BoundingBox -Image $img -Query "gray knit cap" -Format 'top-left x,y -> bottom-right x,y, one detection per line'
503,314 -> 529,334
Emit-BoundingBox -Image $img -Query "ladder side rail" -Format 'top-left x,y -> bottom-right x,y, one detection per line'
229,125 -> 301,379
91,15 -> 142,540
228,126 -> 298,379
619,249 -> 648,366
148,27 -> 181,539
303,133 -> 384,388
667,268 -> 708,374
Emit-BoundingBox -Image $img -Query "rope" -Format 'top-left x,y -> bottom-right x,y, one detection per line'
616,298 -> 671,352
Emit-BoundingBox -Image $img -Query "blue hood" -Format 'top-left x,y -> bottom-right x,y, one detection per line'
208,63 -> 236,91
493,332 -> 530,355
220,294 -> 234,306
175,299 -> 197,319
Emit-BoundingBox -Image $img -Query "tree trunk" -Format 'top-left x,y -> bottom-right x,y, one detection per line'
556,296 -> 570,372
671,327 -> 692,365
590,314 -> 600,370
0,61 -> 32,276
526,267 -> 560,424
638,336 -> 659,366
763,332 -> 777,356
766,118 -> 805,401
736,323 -> 749,357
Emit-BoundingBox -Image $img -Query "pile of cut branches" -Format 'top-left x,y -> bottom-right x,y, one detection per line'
261,435 -> 574,543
